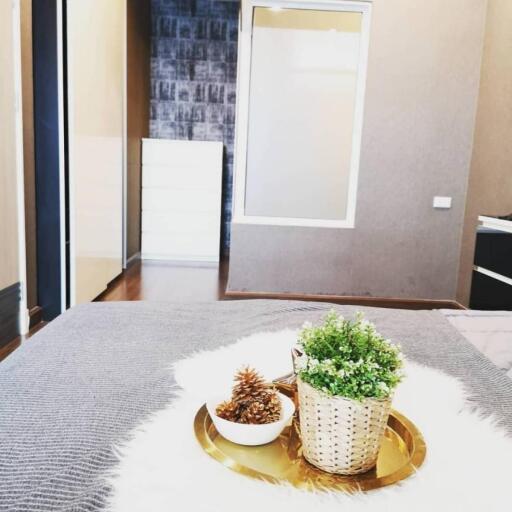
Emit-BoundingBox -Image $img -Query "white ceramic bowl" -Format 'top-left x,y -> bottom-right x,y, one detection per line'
206,393 -> 296,446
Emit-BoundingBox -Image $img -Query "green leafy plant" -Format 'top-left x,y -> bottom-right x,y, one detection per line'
296,311 -> 404,401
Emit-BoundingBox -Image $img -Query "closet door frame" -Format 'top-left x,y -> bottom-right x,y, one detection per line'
32,0 -> 67,320
12,0 -> 29,333
122,1 -> 128,269
57,0 -> 67,312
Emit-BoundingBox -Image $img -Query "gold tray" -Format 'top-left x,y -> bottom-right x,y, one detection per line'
194,405 -> 426,493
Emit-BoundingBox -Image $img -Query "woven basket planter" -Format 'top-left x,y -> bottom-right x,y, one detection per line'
297,377 -> 392,475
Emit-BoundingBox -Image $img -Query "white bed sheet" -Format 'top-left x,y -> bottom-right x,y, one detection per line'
441,310 -> 512,374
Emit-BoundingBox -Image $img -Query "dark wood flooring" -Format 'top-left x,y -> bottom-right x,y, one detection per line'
0,320 -> 46,362
97,258 -> 229,302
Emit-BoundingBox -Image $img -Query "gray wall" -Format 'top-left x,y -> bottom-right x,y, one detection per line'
228,0 -> 487,300
457,0 -> 512,306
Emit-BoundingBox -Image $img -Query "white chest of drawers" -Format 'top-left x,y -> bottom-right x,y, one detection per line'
141,139 -> 223,262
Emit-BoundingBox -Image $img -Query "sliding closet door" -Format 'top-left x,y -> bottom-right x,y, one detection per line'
66,0 -> 124,305
0,0 -> 25,341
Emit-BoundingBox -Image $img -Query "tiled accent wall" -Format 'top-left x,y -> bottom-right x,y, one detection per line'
150,0 -> 239,251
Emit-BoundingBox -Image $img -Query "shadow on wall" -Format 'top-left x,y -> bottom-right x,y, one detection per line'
150,0 -> 239,253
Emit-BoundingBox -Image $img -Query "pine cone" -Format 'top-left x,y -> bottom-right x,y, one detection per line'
232,367 -> 271,405
215,400 -> 240,422
217,367 -> 283,425
261,391 -> 282,422
239,397 -> 282,425
239,400 -> 267,424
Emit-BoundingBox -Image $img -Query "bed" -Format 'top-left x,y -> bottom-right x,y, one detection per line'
0,300 -> 511,511
441,309 -> 512,378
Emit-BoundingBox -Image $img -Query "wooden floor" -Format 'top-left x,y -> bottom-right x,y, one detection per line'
97,258 -> 229,302
0,320 -> 46,362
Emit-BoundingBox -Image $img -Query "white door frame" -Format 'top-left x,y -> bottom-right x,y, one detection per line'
232,0 -> 372,229
57,0 -> 67,312
12,0 -> 29,334
122,0 -> 128,269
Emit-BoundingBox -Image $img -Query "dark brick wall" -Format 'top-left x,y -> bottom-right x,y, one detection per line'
150,0 -> 239,251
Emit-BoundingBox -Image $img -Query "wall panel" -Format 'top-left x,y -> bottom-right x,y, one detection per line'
228,0 -> 486,300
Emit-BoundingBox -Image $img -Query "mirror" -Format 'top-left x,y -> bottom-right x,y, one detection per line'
235,4 -> 370,227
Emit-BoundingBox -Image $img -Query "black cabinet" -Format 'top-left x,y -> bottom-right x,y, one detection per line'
470,271 -> 512,310
470,219 -> 512,311
473,228 -> 512,280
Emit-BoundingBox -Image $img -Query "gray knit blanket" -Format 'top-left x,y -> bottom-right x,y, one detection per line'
1,300 -> 511,512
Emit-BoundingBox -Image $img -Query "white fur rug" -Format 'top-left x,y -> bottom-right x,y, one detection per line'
107,330 -> 512,512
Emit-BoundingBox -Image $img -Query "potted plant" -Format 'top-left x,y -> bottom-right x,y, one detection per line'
294,311 -> 404,475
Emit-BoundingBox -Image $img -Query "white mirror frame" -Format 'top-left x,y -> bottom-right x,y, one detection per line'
232,0 -> 372,229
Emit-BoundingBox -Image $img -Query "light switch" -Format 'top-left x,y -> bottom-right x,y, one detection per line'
433,196 -> 452,209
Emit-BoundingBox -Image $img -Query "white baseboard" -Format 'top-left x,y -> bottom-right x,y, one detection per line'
19,307 -> 30,335
141,253 -> 219,264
